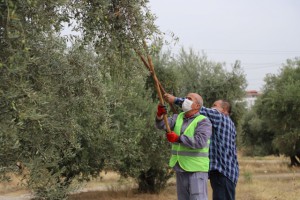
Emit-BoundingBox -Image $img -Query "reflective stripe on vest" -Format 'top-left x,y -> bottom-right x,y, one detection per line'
171,150 -> 209,157
169,112 -> 210,172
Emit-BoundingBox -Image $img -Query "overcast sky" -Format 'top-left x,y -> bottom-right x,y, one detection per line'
148,0 -> 300,91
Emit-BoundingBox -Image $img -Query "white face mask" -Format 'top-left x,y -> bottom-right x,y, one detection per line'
182,99 -> 194,112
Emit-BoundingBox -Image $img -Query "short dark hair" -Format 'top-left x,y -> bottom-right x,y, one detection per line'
221,100 -> 231,114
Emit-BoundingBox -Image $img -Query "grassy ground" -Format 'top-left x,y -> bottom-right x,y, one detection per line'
69,179 -> 300,200
69,155 -> 300,200
1,155 -> 300,200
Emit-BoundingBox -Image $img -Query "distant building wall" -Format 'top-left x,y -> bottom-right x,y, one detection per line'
244,90 -> 261,109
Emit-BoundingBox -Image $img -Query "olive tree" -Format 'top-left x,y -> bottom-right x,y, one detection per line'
1,1 -> 113,198
168,47 -> 247,126
255,58 -> 300,165
240,108 -> 276,156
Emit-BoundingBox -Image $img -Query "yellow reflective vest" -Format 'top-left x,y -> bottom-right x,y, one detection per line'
169,112 -> 210,172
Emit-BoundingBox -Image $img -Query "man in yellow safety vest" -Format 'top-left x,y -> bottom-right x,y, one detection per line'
155,93 -> 212,200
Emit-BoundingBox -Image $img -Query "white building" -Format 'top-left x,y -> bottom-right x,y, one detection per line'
244,90 -> 261,109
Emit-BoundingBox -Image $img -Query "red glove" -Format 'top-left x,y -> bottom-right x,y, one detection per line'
157,104 -> 167,117
166,131 -> 179,143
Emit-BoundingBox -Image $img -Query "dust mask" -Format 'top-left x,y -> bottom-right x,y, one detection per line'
182,99 -> 193,112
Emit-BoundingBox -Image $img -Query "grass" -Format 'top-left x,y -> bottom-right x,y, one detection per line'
69,176 -> 300,200
237,176 -> 300,200
1,155 -> 300,200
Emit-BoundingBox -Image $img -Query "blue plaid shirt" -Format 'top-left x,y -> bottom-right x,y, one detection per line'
175,98 -> 239,185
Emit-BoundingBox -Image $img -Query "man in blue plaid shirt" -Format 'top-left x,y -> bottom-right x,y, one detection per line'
164,94 -> 239,200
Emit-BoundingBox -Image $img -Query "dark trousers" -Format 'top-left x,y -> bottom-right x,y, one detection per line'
209,171 -> 236,200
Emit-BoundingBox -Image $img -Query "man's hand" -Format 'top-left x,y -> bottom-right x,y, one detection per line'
166,131 -> 179,143
157,104 -> 167,118
164,93 -> 176,104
